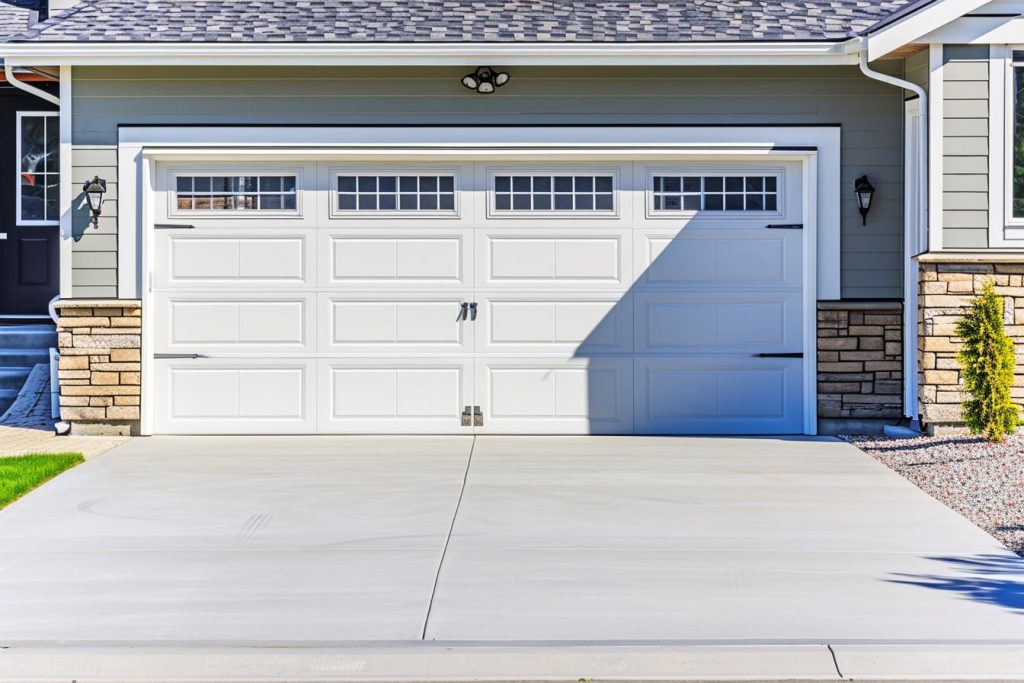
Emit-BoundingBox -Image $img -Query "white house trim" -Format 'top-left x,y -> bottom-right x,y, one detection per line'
2,40 -> 862,67
929,44 -> 945,252
58,65 -> 72,298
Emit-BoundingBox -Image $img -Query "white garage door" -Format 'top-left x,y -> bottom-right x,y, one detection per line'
151,158 -> 805,434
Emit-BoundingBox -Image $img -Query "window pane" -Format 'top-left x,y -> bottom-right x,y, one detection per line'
176,174 -> 298,212
650,174 -> 780,213
339,194 -> 357,210
379,194 -> 397,210
335,174 -> 456,212
1015,67 -> 1024,218
20,116 -> 44,172
44,118 -> 58,174
20,178 -> 44,221
493,174 -> 615,212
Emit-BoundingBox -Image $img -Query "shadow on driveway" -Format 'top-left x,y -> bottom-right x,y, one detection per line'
889,554 -> 1024,613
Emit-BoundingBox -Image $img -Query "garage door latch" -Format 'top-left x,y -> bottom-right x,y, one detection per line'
754,352 -> 804,358
462,405 -> 483,427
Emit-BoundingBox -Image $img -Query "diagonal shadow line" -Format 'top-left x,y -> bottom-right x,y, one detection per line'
887,554 -> 1024,613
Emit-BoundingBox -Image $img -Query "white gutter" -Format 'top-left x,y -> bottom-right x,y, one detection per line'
858,51 -> 928,425
0,40 -> 859,66
3,63 -> 59,105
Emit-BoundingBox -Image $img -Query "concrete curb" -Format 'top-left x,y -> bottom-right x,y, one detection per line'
1,643 -> 1023,682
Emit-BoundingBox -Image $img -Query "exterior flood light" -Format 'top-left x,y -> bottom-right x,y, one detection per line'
461,66 -> 509,94
854,175 -> 875,226
83,175 -> 107,229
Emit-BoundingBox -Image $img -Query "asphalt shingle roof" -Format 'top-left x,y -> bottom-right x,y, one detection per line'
0,2 -> 33,40
7,0 -> 922,43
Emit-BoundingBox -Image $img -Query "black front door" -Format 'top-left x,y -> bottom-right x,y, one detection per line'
0,88 -> 59,314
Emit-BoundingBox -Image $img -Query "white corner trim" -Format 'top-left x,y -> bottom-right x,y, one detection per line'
58,66 -> 72,298
801,153 -> 819,436
117,143 -> 142,299
2,40 -> 860,67
865,0 -> 993,61
928,44 -> 945,252
904,98 -> 923,420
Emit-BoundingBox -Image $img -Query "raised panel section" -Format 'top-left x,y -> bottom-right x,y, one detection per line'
480,295 -> 633,354
320,231 -> 470,289
636,229 -> 801,289
476,358 -> 633,434
479,231 -> 629,288
318,359 -> 471,433
154,360 -> 316,434
634,357 -> 803,434
154,295 -> 315,353
635,292 -> 801,354
320,294 -> 470,353
156,231 -> 312,288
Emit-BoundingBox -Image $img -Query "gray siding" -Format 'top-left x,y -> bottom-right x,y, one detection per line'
942,45 -> 990,249
71,64 -> 907,299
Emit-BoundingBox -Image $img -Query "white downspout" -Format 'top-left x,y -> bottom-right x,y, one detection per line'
858,50 -> 928,427
4,64 -> 60,106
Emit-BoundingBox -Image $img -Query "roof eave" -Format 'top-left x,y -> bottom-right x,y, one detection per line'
863,0 -> 993,61
0,39 -> 864,67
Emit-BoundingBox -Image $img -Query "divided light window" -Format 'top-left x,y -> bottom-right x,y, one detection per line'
494,175 -> 615,212
17,112 -> 59,224
175,175 -> 298,211
652,175 -> 778,212
337,175 -> 456,211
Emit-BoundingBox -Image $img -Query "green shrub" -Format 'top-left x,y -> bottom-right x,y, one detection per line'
955,281 -> 1021,442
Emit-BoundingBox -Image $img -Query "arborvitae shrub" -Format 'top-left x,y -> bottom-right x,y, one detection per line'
955,280 -> 1021,442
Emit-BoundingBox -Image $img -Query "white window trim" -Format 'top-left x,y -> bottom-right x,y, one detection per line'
988,44 -> 1024,246
329,167 -> 461,219
168,167 -> 304,219
15,111 -> 59,227
485,167 -> 620,219
644,166 -> 785,219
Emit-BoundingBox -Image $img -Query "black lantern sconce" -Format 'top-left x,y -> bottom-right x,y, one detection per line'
461,66 -> 509,94
82,176 -> 107,229
854,175 -> 875,226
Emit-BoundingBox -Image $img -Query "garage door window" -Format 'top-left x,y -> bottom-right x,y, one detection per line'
336,174 -> 456,213
651,174 -> 779,213
174,174 -> 298,212
493,174 -> 615,212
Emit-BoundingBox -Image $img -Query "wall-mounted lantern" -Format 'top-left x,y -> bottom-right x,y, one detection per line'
82,176 -> 107,229
854,175 -> 875,226
460,66 -> 509,94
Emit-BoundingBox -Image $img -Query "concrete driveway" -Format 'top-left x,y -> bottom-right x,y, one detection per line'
1,436 -> 1023,679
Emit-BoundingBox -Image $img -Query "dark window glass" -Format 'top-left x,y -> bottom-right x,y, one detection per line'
705,195 -> 724,211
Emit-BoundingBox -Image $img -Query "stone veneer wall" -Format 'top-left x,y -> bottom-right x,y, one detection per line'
817,301 -> 904,422
918,256 -> 1024,432
55,300 -> 142,436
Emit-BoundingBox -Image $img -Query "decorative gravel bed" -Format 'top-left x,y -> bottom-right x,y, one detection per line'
846,434 -> 1024,556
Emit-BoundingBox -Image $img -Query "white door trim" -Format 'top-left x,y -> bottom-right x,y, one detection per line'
119,126 -> 832,436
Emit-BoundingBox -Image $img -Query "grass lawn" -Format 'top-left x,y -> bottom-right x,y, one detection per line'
0,453 -> 84,510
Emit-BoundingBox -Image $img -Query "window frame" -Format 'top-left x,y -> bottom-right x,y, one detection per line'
485,167 -> 620,219
15,111 -> 59,227
1004,49 -> 1024,233
329,167 -> 461,219
168,167 -> 304,218
644,167 -> 785,219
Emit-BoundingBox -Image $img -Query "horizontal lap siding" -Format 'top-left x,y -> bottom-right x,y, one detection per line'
942,46 -> 990,249
71,64 -> 907,298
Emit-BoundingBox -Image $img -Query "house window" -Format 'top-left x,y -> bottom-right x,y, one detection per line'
1012,52 -> 1024,218
17,112 -> 59,225
337,174 -> 456,212
493,175 -> 615,212
652,175 -> 778,212
174,174 -> 298,211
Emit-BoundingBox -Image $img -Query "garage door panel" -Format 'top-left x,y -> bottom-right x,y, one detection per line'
319,231 -> 471,289
635,292 -> 802,354
154,295 -> 316,354
634,357 -> 803,434
319,294 -> 471,354
479,231 -> 631,288
636,230 -> 801,289
154,359 -> 316,434
476,358 -> 633,434
478,294 -> 633,354
155,230 -> 313,289
318,359 -> 471,433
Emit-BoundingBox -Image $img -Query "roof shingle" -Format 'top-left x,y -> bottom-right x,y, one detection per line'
6,0 -> 922,43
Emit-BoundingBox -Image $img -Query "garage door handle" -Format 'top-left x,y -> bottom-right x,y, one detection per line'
154,353 -> 207,359
469,302 -> 478,321
154,223 -> 196,230
754,352 -> 804,358
457,302 -> 468,321
765,224 -> 803,230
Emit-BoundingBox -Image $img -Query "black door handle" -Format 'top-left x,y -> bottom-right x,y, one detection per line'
754,352 -> 804,358
469,302 -> 478,321
457,302 -> 468,321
